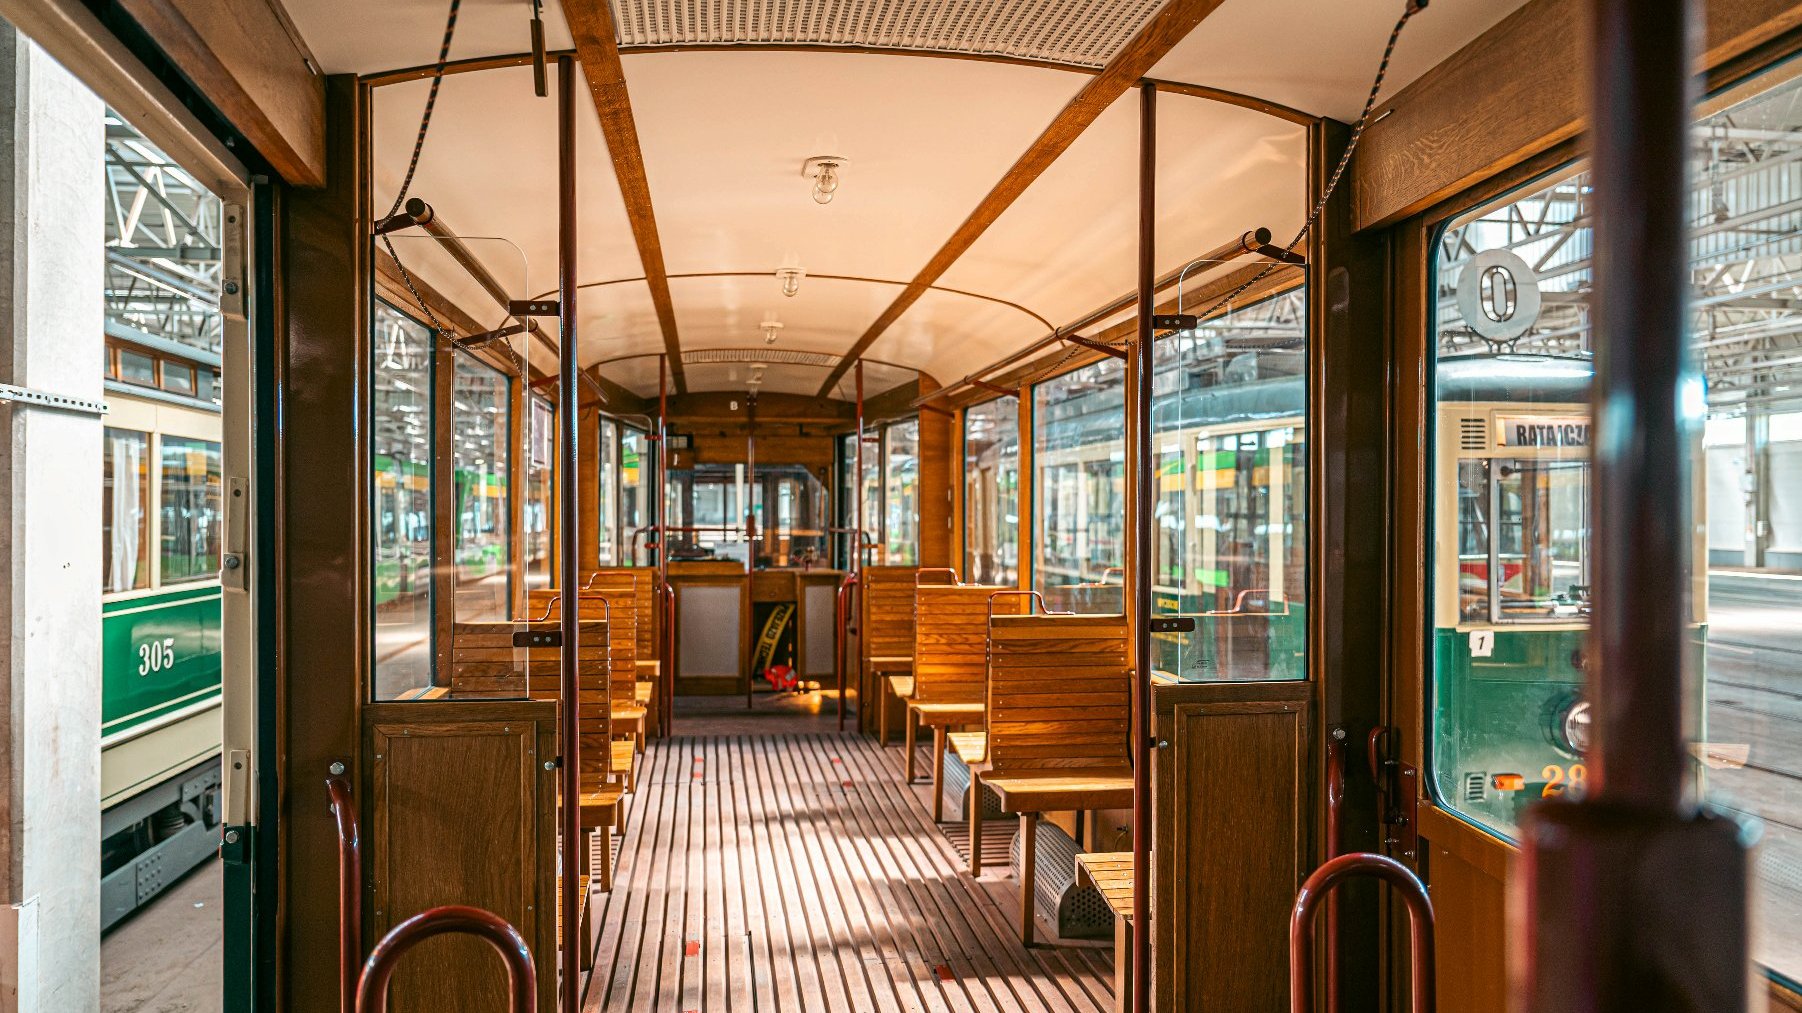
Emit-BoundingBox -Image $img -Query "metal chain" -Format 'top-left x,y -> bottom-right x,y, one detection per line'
1006,3 -> 1427,393
1193,2 -> 1424,320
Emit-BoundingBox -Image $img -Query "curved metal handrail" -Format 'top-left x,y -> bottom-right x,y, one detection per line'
354,905 -> 536,1013
985,589 -> 1064,618
326,775 -> 361,1013
1291,852 -> 1435,1013
915,567 -> 961,586
1322,729 -> 1347,1013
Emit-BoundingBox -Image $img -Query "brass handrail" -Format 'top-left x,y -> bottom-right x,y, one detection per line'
1290,852 -> 1435,1013
326,775 -> 361,1013
355,905 -> 535,1013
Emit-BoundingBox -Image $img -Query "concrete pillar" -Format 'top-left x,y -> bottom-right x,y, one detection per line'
0,20 -> 105,1012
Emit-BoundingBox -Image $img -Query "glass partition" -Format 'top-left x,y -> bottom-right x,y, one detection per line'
1149,287 -> 1307,680
453,358 -> 511,621
1034,357 -> 1125,611
1427,67 -> 1802,984
523,396 -> 552,591
963,397 -> 1019,586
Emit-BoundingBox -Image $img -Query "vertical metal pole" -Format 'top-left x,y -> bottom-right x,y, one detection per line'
1517,3 -> 1754,1009
1587,0 -> 1694,815
554,54 -> 582,1013
847,361 -> 865,729
1129,80 -> 1155,1013
747,394 -> 757,710
658,353 -> 671,736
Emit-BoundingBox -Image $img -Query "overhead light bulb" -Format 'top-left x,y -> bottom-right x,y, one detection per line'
776,266 -> 805,298
802,155 -> 848,207
760,311 -> 784,345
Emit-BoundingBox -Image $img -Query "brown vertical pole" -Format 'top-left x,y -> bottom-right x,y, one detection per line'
554,54 -> 582,1013
846,361 -> 865,729
658,353 -> 672,736
746,393 -> 757,709
1129,80 -> 1155,1013
1516,2 -> 1754,1009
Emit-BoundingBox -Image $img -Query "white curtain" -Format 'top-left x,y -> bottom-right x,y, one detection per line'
108,435 -> 141,593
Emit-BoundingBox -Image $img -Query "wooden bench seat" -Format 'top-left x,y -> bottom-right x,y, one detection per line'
1075,852 -> 1135,1013
969,610 -> 1133,944
860,566 -> 920,744
946,730 -> 987,765
906,577 -> 1023,818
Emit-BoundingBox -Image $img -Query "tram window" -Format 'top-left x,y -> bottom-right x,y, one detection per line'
884,419 -> 920,566
1147,287 -> 1307,680
1430,66 -> 1802,983
453,358 -> 510,623
962,396 -> 1019,586
620,426 -> 651,562
103,427 -> 150,593
1033,357 -> 1125,611
157,436 -> 222,584
597,417 -> 617,565
372,300 -> 434,700
524,397 -> 553,588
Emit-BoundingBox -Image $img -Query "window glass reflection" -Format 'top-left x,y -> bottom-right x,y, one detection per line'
964,397 -> 1019,586
1034,357 -> 1125,611
454,359 -> 510,621
372,301 -> 433,699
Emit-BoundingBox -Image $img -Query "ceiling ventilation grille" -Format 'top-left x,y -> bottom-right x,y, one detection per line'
609,0 -> 1166,68
683,347 -> 841,367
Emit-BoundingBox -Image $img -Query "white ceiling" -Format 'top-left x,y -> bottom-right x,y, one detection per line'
306,0 -> 1532,396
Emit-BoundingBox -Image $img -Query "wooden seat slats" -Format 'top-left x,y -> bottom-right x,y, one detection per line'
1075,851 -> 1136,1013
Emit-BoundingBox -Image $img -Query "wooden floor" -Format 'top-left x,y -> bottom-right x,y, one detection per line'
585,729 -> 1115,1012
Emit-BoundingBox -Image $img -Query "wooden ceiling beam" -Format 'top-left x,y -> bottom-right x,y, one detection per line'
564,0 -> 690,394
813,0 -> 1232,397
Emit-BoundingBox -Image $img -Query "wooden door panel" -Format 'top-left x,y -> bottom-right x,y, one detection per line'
364,700 -> 557,1013
1154,681 -> 1310,1011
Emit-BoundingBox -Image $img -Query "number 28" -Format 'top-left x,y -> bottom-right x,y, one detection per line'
138,637 -> 175,675
1542,763 -> 1587,797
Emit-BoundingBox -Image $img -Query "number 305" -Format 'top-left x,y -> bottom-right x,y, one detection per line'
138,637 -> 176,675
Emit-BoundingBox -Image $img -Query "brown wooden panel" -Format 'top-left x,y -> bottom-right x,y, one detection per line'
113,0 -> 325,186
364,701 -> 557,1013
584,566 -> 660,662
1351,0 -> 1802,230
1153,682 -> 1309,1011
1418,805 -> 1509,1013
449,619 -> 612,778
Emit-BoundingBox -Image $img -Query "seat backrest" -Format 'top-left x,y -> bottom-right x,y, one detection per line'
528,586 -> 637,701
585,566 -> 659,664
986,612 -> 1130,774
448,619 -> 611,776
860,565 -> 918,661
913,584 -> 1023,705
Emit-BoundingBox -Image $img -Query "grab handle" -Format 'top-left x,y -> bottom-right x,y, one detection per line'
326,775 -> 361,1013
355,905 -> 535,1013
1290,852 -> 1434,1013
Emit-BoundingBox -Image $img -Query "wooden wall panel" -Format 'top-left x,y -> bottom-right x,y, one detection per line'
364,701 -> 557,1013
114,0 -> 326,186
1154,682 -> 1309,1012
918,379 -> 953,567
1351,0 -> 1802,230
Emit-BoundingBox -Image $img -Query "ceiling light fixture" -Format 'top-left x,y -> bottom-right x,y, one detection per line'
760,311 -> 785,345
776,265 -> 805,298
802,155 -> 848,205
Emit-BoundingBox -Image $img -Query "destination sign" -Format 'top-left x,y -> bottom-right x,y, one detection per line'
1496,415 -> 1590,448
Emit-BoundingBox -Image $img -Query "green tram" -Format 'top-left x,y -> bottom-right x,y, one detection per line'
1429,352 -> 1706,833
100,352 -> 225,930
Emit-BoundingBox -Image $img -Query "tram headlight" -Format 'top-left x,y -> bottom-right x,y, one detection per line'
1558,699 -> 1592,756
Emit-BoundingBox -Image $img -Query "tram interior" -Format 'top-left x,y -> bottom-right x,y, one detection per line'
3,0 -> 1802,1010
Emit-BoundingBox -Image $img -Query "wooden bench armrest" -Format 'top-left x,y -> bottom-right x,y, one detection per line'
947,731 -> 988,764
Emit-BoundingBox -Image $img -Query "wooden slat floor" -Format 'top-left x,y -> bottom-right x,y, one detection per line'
585,733 -> 1114,1012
